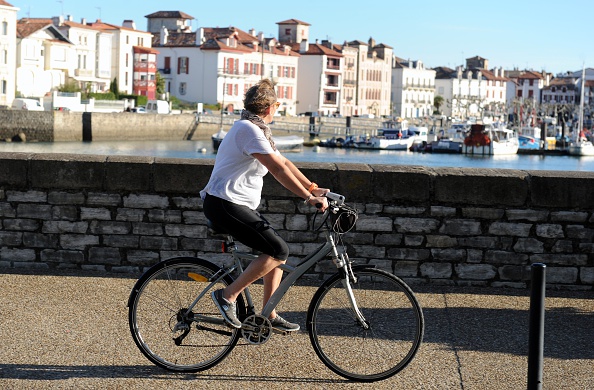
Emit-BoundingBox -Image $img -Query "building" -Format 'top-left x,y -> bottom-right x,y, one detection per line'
278,19 -> 343,116
434,56 -> 508,121
148,11 -> 299,114
392,57 -> 435,119
0,0 -> 18,107
16,18 -> 73,98
86,18 -> 156,98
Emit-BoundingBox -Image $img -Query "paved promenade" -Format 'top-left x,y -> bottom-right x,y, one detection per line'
0,267 -> 592,389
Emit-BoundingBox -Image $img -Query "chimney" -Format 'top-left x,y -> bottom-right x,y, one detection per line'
249,28 -> 256,37
299,40 -> 309,53
196,27 -> 204,46
122,20 -> 136,30
160,26 -> 168,45
81,18 -> 86,25
52,15 -> 64,26
257,31 -> 264,42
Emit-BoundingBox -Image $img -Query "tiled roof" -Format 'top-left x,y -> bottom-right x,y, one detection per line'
276,19 -> 311,26
0,1 -> 14,6
134,46 -> 159,54
433,66 -> 456,79
518,70 -> 543,80
288,42 -> 342,57
145,11 -> 195,20
17,19 -> 52,38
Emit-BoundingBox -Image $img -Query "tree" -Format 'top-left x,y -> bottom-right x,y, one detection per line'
109,78 -> 119,98
155,72 -> 165,96
433,95 -> 444,114
58,80 -> 81,93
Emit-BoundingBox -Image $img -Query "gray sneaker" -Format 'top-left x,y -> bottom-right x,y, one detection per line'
270,314 -> 300,332
211,289 -> 242,329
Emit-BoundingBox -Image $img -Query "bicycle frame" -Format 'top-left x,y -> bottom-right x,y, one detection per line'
187,228 -> 367,326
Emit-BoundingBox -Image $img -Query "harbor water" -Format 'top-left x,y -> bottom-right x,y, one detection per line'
0,139 -> 593,172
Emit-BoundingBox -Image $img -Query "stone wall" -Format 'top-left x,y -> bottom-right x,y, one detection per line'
0,152 -> 593,290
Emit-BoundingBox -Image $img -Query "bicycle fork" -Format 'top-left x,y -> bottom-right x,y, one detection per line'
327,232 -> 370,330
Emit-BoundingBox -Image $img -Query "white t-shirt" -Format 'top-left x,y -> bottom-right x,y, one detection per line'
200,120 -> 278,210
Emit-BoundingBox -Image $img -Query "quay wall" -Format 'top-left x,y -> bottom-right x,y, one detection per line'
0,152 -> 593,291
0,110 -> 382,142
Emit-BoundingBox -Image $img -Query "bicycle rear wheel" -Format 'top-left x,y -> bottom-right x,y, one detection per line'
307,267 -> 424,382
128,257 -> 245,372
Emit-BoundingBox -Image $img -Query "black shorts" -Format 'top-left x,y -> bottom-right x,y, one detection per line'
203,194 -> 289,261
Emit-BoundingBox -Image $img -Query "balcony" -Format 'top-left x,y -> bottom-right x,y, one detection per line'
134,61 -> 157,73
74,69 -> 94,77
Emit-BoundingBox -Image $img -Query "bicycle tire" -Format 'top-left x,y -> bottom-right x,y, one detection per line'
307,267 -> 424,382
128,257 -> 246,372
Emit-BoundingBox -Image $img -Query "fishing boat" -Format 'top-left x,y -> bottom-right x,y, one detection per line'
431,123 -> 468,153
212,130 -> 304,152
568,67 -> 594,156
462,123 -> 519,155
355,119 -> 427,150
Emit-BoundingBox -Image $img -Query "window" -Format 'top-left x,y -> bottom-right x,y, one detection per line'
1,80 -> 6,94
285,28 -> 291,36
178,57 -> 189,74
1,21 -> 7,35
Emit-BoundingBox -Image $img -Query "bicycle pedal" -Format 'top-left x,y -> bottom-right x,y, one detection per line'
271,328 -> 291,336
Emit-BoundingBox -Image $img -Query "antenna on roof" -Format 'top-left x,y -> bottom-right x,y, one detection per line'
56,0 -> 64,17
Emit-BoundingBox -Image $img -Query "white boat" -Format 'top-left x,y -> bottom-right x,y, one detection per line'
462,124 -> 519,155
568,66 -> 594,156
355,119 -> 420,150
212,130 -> 304,152
431,123 -> 468,153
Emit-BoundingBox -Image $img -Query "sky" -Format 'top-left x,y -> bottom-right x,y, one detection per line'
11,0 -> 594,76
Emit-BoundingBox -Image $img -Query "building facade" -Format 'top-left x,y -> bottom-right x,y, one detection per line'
392,58 -> 435,119
0,0 -> 18,107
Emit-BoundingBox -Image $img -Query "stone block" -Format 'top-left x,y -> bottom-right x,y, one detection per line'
455,263 -> 497,280
90,221 -> 131,235
17,204 -> 52,219
87,193 -> 121,206
393,261 -> 419,277
43,221 -> 88,234
165,224 -> 206,238
536,224 -> 564,238
0,231 -> 23,246
52,205 -> 78,221
105,155 -> 153,191
30,154 -> 105,189
546,267 -> 578,284
285,214 -> 308,231
485,250 -> 529,265
488,222 -> 532,237
81,207 -> 112,221
60,234 -> 99,250
462,207 -> 505,220
116,208 -> 146,222
356,215 -> 393,232
154,158 -> 215,194
430,206 -> 457,217
0,153 -> 29,188
513,238 -> 544,253
148,210 -> 182,223
89,247 -> 122,265
505,209 -> 549,222
394,217 -> 439,233
172,196 -> 202,210
420,262 -> 452,278
434,168 -> 528,206
139,236 -> 178,250
133,222 -> 163,235
48,191 -> 85,205
580,267 -> 594,284
23,233 -> 59,248
431,248 -> 466,262
375,233 -> 403,246
0,248 -> 36,262
370,165 -> 432,204
3,219 -> 39,231
41,249 -> 84,264
124,194 -> 169,209
530,170 -> 594,208
426,235 -> 457,248
439,219 -> 482,235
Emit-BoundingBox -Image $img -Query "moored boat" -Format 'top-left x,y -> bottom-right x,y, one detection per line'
462,124 -> 519,155
355,119 -> 425,150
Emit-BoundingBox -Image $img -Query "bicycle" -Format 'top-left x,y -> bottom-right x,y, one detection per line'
128,192 -> 424,382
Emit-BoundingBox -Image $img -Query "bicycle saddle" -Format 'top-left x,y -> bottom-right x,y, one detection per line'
206,219 -> 231,238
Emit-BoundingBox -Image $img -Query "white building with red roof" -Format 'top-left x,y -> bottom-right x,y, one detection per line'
0,0 -> 18,107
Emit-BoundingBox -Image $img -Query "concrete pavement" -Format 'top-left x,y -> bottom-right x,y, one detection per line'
0,267 -> 592,389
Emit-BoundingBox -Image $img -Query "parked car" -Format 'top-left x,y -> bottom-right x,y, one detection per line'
130,106 -> 146,113
11,98 -> 44,111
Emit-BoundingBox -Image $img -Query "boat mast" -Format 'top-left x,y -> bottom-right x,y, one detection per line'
578,65 -> 585,136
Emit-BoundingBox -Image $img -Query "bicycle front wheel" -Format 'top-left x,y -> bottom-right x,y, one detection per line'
128,257 -> 245,372
307,267 -> 424,382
